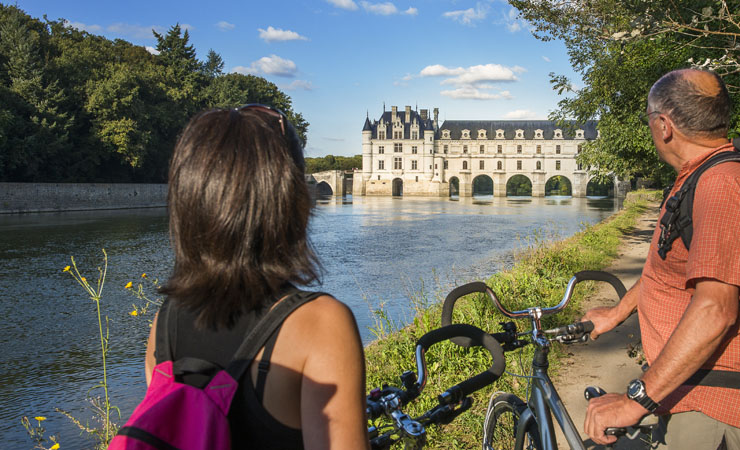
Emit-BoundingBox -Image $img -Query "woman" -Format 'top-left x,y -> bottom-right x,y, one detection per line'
144,105 -> 369,449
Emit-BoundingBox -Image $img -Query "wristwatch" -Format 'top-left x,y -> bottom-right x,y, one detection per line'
626,379 -> 659,413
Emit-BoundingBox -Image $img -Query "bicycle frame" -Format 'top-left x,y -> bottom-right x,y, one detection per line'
514,330 -> 585,450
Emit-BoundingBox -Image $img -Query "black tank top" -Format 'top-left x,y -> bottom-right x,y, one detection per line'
154,297 -> 304,449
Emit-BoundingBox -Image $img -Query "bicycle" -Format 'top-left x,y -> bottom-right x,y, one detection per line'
366,323 -> 508,449
440,270 -> 656,450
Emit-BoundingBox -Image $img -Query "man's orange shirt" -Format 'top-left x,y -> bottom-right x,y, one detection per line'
639,143 -> 740,427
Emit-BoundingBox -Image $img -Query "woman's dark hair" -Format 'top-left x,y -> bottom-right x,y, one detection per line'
161,108 -> 320,329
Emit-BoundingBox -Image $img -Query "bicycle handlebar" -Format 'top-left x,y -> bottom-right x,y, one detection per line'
441,271 -> 626,347
415,324 -> 506,405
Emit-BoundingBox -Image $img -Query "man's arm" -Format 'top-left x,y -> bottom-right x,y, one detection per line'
585,278 -> 738,445
582,277 -> 641,339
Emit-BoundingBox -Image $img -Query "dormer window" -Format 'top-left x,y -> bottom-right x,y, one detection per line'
461,129 -> 470,139
478,129 -> 487,139
554,129 -> 563,139
515,129 -> 524,139
576,129 -> 584,139
496,129 -> 504,139
535,129 -> 543,139
442,130 -> 450,139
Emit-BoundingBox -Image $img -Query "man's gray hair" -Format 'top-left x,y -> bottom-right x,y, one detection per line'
648,69 -> 731,139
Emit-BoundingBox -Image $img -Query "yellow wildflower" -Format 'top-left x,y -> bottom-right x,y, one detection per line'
125,281 -> 133,289
63,266 -> 70,272
51,444 -> 60,450
81,277 -> 87,283
34,416 -> 46,422
141,273 -> 147,278
129,310 -> 139,317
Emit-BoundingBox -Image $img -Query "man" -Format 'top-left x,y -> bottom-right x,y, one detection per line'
583,69 -> 740,449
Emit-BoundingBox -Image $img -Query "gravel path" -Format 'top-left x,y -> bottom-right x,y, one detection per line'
553,202 -> 660,449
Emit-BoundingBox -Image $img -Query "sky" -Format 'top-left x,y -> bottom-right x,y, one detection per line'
14,0 -> 582,157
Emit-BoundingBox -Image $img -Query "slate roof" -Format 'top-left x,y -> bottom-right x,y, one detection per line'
436,120 -> 598,140
363,109 -> 435,139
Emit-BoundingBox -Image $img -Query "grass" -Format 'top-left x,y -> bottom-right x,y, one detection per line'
364,189 -> 663,449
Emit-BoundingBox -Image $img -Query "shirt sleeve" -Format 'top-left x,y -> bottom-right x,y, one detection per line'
686,169 -> 740,288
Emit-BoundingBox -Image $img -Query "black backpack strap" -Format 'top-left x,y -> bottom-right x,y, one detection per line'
657,149 -> 740,259
156,299 -> 176,362
254,323 -> 283,404
225,290 -> 327,382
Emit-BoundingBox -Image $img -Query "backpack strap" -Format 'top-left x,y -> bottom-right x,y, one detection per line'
254,323 -> 283,404
225,290 -> 327,382
657,148 -> 740,259
156,299 -> 176,362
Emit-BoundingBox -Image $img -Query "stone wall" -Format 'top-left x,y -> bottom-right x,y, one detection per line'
0,183 -> 167,214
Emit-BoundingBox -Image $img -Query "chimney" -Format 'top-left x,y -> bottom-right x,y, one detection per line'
391,106 -> 398,122
420,109 -> 428,121
433,108 -> 439,127
405,105 -> 411,123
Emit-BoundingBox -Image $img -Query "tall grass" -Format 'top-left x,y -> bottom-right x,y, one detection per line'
365,190 -> 662,449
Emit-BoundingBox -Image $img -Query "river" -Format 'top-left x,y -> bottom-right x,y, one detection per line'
0,195 -> 618,448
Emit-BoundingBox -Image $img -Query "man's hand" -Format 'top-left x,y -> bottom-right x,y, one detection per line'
581,306 -> 624,340
584,393 -> 647,445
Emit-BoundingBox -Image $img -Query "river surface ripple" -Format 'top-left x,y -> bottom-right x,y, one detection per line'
0,195 -> 618,448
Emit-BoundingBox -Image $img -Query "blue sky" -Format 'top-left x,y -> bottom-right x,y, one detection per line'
16,0 -> 581,157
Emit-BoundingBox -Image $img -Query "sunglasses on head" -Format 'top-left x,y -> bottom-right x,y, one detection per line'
236,103 -> 305,170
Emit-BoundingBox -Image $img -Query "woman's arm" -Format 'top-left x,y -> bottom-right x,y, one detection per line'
298,296 -> 370,450
144,312 -> 159,386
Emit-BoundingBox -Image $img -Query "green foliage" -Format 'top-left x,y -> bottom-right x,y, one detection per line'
545,175 -> 572,196
305,154 -> 362,173
506,174 -> 532,196
365,190 -> 661,448
0,5 -> 309,182
509,0 -> 740,185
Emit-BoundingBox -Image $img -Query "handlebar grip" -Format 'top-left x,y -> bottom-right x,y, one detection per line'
417,324 -> 506,405
573,271 -> 627,299
440,282 -> 489,348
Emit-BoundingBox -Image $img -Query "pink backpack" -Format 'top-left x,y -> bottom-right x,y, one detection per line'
109,290 -> 323,450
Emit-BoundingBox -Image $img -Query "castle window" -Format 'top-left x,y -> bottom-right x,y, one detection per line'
517,160 -> 522,170
378,131 -> 385,140
480,145 -> 485,154
444,160 -> 448,169
378,146 -> 384,154
536,145 -> 541,154
416,176 -> 418,182
497,161 -> 502,170
442,130 -> 450,139
462,130 -> 470,139
577,144 -> 582,153
578,163 -> 583,170
394,143 -> 402,152
394,157 -> 403,170
463,161 -> 468,170
412,146 -> 418,154
554,129 -> 562,139
378,160 -> 384,170
411,160 -> 418,170
556,160 -> 561,170
497,145 -> 502,153
463,145 -> 468,154
556,145 -> 561,154
412,131 -> 418,140
479,160 -> 485,170
393,131 -> 402,139
516,129 -> 524,139
576,129 -> 584,139
478,129 -> 486,139
496,129 -> 504,139
378,175 -> 380,180
535,130 -> 543,139
443,145 -> 448,154
517,145 -> 522,154
536,161 -> 542,170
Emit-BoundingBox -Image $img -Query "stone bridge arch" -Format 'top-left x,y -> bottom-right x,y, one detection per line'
506,174 -> 533,196
306,170 -> 352,197
545,175 -> 573,196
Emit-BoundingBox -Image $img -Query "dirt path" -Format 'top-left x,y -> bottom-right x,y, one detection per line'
553,202 -> 661,449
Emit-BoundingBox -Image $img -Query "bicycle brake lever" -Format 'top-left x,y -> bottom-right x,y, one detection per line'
425,397 -> 473,425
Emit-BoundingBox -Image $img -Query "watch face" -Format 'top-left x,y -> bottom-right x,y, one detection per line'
627,380 -> 643,398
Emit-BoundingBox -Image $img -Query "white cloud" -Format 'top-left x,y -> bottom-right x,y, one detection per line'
145,46 -> 160,55
327,0 -> 359,10
107,23 -> 164,39
361,1 -> 398,15
404,7 -> 418,16
507,21 -> 521,32
420,63 -> 524,85
64,20 -> 103,33
443,3 -> 488,25
216,21 -> 235,31
232,54 -> 298,77
258,26 -> 308,42
504,109 -> 540,119
502,7 -> 529,33
284,80 -> 315,90
323,137 -> 345,142
181,24 -> 195,32
542,56 -> 551,62
440,87 -> 512,100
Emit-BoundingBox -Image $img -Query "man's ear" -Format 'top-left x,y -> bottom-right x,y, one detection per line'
659,115 -> 673,142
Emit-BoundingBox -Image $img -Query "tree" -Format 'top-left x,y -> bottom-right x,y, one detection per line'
509,0 -> 740,185
202,49 -> 224,78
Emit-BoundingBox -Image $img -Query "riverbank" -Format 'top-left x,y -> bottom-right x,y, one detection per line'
364,189 -> 663,449
0,183 -> 166,214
